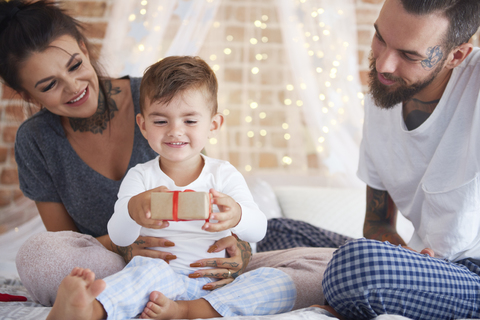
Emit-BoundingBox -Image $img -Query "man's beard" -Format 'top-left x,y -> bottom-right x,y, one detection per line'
368,54 -> 443,109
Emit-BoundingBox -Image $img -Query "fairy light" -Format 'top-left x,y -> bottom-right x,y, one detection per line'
113,1 -> 361,174
283,156 -> 293,165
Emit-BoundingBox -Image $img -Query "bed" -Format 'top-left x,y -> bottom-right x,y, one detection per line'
0,176 -> 422,320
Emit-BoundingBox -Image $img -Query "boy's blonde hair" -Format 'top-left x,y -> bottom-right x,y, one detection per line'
140,56 -> 218,115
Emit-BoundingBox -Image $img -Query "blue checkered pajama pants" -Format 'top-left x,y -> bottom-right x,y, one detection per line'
322,238 -> 480,320
256,218 -> 352,252
97,256 -> 296,319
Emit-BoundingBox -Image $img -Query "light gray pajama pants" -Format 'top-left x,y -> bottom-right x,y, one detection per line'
98,256 -> 296,319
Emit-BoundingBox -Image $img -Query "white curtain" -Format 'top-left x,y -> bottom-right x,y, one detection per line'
100,0 -> 364,187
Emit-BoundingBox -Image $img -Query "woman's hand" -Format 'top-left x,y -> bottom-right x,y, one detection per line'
110,235 -> 178,264
188,235 -> 252,290
128,186 -> 170,229
202,189 -> 242,232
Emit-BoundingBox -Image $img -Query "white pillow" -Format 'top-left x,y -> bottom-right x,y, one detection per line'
245,177 -> 283,220
273,186 -> 414,242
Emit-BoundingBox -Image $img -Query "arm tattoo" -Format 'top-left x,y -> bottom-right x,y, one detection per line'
421,45 -> 443,71
111,243 -> 133,263
69,80 -> 121,134
364,186 -> 400,243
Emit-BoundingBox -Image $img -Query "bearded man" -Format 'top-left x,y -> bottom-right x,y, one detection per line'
322,0 -> 480,319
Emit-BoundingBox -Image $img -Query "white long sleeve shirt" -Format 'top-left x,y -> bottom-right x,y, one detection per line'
108,155 -> 267,271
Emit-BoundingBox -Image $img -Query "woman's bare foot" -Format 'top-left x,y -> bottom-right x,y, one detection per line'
46,268 -> 106,320
140,291 -> 187,319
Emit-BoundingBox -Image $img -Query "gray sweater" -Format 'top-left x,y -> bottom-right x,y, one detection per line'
15,77 -> 157,237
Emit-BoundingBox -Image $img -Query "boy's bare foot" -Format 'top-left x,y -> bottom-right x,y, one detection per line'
140,291 -> 187,319
47,267 -> 106,320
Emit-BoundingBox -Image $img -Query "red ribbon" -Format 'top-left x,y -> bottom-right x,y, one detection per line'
0,293 -> 27,302
169,190 -> 210,222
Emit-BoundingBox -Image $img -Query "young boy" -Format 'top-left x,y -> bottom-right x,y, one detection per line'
47,56 -> 296,320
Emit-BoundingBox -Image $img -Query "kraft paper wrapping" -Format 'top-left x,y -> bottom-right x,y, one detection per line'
150,191 -> 211,220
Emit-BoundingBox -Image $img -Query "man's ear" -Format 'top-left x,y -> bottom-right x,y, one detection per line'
209,113 -> 224,138
136,113 -> 148,139
445,42 -> 473,69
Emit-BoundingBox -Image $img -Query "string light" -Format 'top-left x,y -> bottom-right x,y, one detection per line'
123,1 -> 363,174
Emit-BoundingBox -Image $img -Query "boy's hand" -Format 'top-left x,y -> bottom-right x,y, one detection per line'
128,186 -> 170,229
202,189 -> 241,232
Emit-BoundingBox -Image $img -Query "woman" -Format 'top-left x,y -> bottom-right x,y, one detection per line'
0,0 -> 335,311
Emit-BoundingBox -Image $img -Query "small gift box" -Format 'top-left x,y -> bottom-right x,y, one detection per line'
150,190 -> 211,221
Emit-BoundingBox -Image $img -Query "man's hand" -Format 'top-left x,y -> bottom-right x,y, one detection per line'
188,235 -> 252,290
402,246 -> 435,257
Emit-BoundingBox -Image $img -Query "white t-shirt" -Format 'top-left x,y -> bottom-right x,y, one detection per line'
108,155 -> 267,272
358,47 -> 480,262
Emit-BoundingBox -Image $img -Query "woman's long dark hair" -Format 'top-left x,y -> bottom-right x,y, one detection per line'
0,0 -> 108,112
